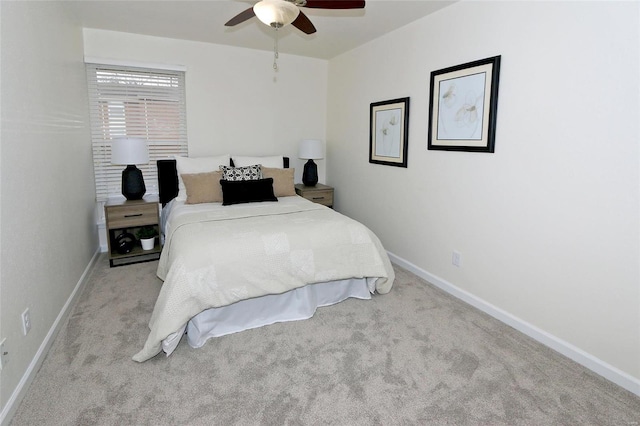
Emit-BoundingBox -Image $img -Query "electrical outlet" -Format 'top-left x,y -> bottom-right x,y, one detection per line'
0,338 -> 7,370
452,250 -> 462,267
22,308 -> 31,336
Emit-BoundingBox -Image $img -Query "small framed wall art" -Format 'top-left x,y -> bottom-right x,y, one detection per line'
428,55 -> 501,153
369,97 -> 410,167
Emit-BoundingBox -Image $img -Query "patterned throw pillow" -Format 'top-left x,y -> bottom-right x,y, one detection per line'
219,164 -> 262,181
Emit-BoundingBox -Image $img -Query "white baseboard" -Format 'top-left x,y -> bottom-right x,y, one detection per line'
97,221 -> 108,252
0,248 -> 102,426
387,251 -> 640,397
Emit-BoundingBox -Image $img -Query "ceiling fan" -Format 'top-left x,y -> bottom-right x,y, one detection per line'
225,0 -> 366,35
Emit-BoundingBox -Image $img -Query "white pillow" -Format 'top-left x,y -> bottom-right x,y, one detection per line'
175,155 -> 230,201
232,155 -> 283,168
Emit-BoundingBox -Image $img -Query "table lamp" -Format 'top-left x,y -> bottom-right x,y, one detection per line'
111,138 -> 149,200
298,139 -> 324,186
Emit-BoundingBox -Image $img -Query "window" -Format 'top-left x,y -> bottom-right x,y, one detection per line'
86,64 -> 187,201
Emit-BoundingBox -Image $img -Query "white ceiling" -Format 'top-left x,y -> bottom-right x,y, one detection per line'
67,0 -> 456,60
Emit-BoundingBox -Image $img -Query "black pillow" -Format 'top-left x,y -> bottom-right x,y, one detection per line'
220,178 -> 278,206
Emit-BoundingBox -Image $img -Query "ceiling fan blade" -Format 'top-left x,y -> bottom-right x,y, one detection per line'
303,0 -> 365,9
225,7 -> 256,26
291,11 -> 317,34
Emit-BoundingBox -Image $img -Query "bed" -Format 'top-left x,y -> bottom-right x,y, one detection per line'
133,155 -> 394,362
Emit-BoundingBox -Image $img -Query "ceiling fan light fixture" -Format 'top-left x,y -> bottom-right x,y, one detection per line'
254,0 -> 300,28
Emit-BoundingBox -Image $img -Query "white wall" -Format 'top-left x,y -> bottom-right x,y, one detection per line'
0,0 -> 98,418
83,29 -> 329,184
327,1 -> 639,386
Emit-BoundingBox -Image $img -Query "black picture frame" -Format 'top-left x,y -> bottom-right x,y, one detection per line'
428,55 -> 501,153
369,97 -> 410,167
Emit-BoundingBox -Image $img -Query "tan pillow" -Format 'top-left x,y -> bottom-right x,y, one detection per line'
181,171 -> 223,204
261,167 -> 296,197
175,155 -> 230,201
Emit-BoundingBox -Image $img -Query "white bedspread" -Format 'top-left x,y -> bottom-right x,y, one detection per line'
133,196 -> 394,362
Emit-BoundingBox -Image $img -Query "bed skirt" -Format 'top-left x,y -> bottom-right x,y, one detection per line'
161,277 -> 376,356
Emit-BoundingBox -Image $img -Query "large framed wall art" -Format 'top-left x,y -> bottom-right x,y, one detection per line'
369,97 -> 410,167
428,55 -> 501,153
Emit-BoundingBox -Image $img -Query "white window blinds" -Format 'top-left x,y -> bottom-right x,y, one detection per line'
86,64 -> 188,201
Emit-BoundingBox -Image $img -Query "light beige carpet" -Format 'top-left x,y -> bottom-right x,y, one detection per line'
11,255 -> 640,425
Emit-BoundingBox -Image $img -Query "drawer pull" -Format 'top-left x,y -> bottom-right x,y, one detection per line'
312,197 -> 325,200
124,213 -> 143,218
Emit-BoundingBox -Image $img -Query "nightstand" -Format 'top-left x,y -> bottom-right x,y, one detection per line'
105,195 -> 161,267
295,183 -> 334,208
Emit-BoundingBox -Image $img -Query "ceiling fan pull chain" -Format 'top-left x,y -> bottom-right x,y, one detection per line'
273,28 -> 279,70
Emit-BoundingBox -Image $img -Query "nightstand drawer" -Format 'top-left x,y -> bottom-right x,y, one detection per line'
106,203 -> 158,228
295,184 -> 334,208
300,190 -> 333,206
